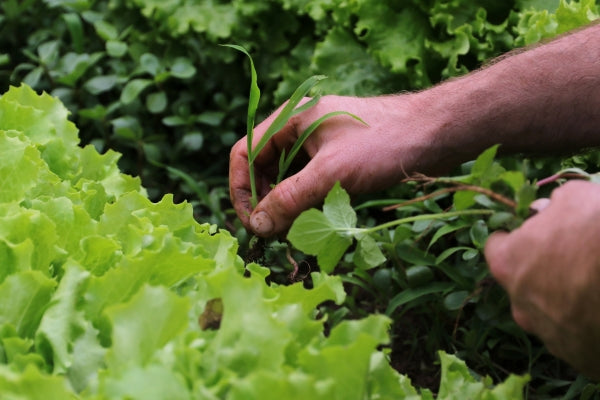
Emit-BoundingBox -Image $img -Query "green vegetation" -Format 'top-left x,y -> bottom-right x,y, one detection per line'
1,0 -> 600,398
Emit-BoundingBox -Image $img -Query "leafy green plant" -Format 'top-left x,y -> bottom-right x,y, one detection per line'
286,142 -> 600,397
224,44 -> 366,208
0,83 -> 531,399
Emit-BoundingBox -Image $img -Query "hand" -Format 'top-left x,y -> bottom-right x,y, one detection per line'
485,180 -> 600,379
229,94 -> 451,237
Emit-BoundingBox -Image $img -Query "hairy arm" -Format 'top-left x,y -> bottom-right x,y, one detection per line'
417,22 -> 600,165
230,23 -> 600,236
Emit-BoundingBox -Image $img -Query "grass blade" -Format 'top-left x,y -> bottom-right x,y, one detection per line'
249,75 -> 326,163
221,44 -> 261,206
276,111 -> 367,183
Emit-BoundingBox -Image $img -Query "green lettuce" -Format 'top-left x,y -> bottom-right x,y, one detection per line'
0,84 -> 527,398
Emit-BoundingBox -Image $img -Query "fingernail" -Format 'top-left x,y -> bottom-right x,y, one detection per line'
250,211 -> 274,236
530,198 -> 551,212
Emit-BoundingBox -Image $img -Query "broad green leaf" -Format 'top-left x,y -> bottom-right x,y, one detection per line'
170,57 -> 196,79
443,290 -> 470,311
288,182 -> 357,272
139,53 -> 162,76
287,209 -> 352,273
469,220 -> 489,249
0,271 -> 56,338
84,75 -> 118,95
406,265 -> 434,288
120,79 -> 153,105
0,364 -> 77,399
0,132 -> 43,203
312,28 -> 395,95
104,285 -> 189,369
322,181 -> 357,230
470,144 -> 503,185
146,91 -> 167,113
353,235 -> 386,270
62,13 -> 84,53
437,351 -> 528,398
106,40 -> 128,57
98,364 -> 190,400
94,20 -> 118,40
36,263 -> 90,373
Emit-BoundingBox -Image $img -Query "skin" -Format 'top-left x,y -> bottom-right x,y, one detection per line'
486,180 -> 600,379
229,23 -> 600,377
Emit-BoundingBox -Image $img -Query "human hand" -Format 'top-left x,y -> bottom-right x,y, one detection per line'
485,180 -> 600,379
229,94 -> 450,237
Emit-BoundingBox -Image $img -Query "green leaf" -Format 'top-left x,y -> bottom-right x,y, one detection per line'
0,364 -> 77,399
469,220 -> 489,249
443,290 -> 470,311
311,27 -> 395,95
104,285 -> 189,369
288,182 -> 357,272
386,282 -> 454,315
139,53 -> 162,76
170,57 -> 196,79
94,20 -> 118,40
0,271 -> 56,338
120,79 -> 153,105
353,235 -> 386,270
406,265 -> 435,288
35,263 -> 90,373
146,91 -> 167,113
428,221 -> 470,249
62,13 -> 84,53
84,75 -> 118,95
287,209 -> 352,273
250,75 -> 326,163
277,110 -> 367,183
106,40 -> 128,58
437,351 -> 529,398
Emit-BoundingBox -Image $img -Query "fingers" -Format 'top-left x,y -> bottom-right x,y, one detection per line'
484,230 -> 513,289
249,159 -> 335,237
229,139 -> 253,227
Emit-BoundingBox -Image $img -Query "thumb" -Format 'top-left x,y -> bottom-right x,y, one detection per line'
484,231 -> 513,289
249,164 -> 334,237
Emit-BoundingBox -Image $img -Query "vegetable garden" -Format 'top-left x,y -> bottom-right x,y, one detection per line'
1,0 -> 600,398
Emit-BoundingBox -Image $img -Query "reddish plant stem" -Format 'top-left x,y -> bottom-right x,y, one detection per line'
536,172 -> 589,186
383,184 -> 517,212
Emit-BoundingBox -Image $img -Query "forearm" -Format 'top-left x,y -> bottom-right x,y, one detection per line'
415,22 -> 600,166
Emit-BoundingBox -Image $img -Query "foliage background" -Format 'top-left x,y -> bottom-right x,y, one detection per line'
1,0 -> 587,228
1,0 -> 600,398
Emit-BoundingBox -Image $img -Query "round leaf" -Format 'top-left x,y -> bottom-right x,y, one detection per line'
443,290 -> 470,311
146,91 -> 167,113
170,57 -> 196,79
140,53 -> 161,76
181,132 -> 204,151
106,40 -> 128,58
406,265 -> 434,288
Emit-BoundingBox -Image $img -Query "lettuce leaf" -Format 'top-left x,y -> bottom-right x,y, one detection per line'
0,84 -> 528,399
